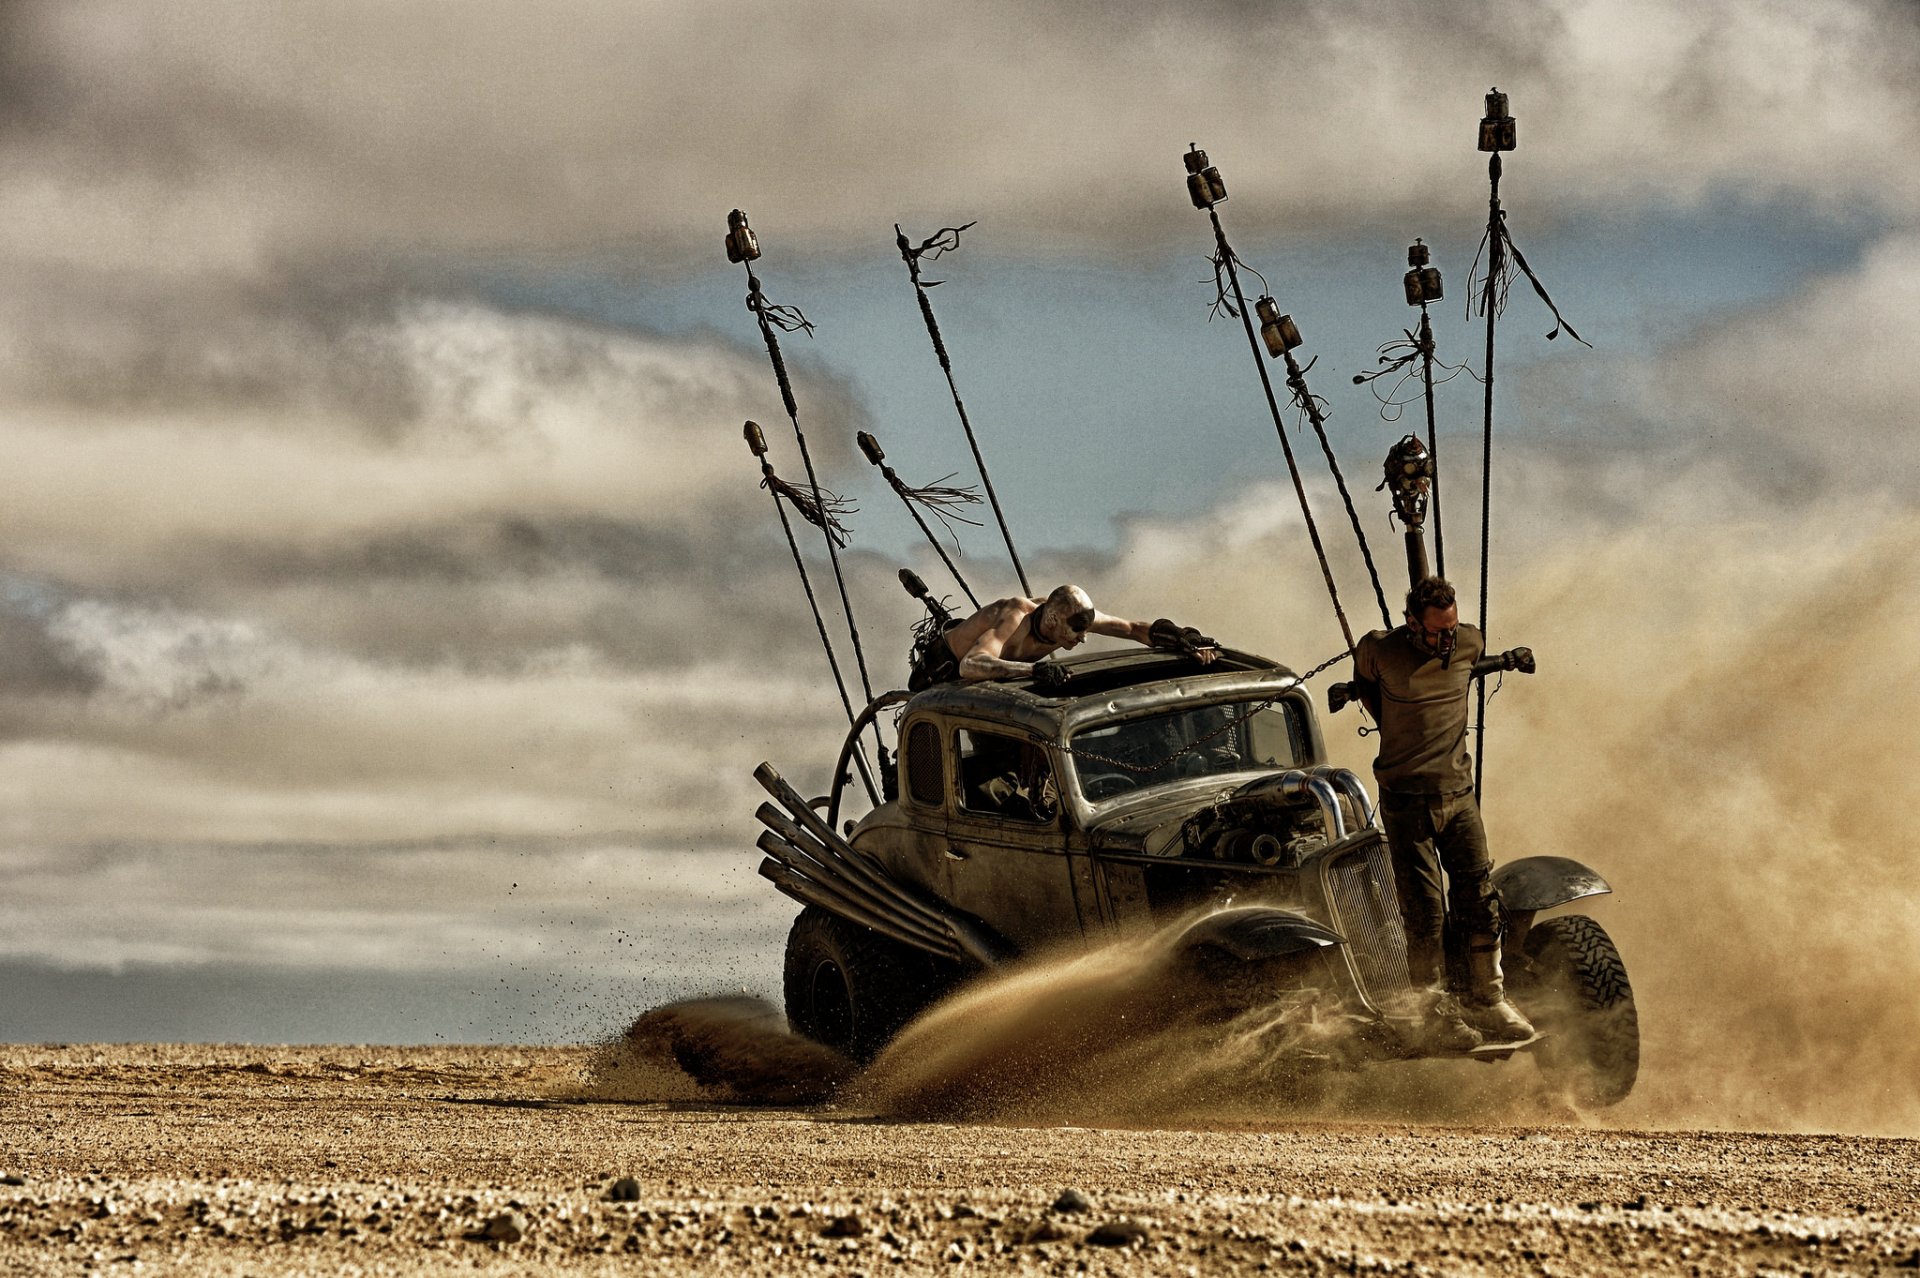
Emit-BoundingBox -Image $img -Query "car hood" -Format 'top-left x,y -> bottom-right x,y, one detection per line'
1081,779 -> 1251,856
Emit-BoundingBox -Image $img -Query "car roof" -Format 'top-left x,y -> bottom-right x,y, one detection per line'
902,647 -> 1297,736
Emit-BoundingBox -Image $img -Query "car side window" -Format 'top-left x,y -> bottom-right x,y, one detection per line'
903,720 -> 944,807
955,729 -> 1057,824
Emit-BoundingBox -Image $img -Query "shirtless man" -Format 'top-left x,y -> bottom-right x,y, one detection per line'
909,584 -> 1217,692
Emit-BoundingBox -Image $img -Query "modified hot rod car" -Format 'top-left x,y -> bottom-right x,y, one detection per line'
751,646 -> 1638,1104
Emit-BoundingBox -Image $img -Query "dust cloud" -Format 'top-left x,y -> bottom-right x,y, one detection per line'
1482,504 -> 1920,1137
586,996 -> 852,1107
851,929 -> 1576,1128
1099,459 -> 1920,1137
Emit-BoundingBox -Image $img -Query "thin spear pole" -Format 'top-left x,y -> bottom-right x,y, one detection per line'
1278,347 -> 1393,629
745,423 -> 879,807
1474,150 -> 1503,802
1203,203 -> 1356,653
895,224 -> 1031,598
858,431 -> 980,610
740,262 -> 876,707
726,210 -> 885,781
1417,303 -> 1445,578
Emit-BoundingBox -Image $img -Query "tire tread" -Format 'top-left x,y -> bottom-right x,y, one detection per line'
783,906 -> 951,1060
1521,914 -> 1639,1106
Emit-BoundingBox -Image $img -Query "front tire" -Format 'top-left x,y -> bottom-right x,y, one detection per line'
1518,914 -> 1639,1106
782,906 -> 947,1060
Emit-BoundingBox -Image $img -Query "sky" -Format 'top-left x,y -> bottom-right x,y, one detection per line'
3,0 -> 1920,1127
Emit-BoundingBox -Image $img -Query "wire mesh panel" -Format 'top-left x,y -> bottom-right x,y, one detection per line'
1323,832 -> 1414,1010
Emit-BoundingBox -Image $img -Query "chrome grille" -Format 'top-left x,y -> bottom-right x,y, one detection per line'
1323,833 -> 1414,1009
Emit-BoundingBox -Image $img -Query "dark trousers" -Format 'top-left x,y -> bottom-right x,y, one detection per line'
1378,788 -> 1501,989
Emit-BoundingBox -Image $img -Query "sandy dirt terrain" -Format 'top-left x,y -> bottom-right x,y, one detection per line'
2,1041 -> 1917,1277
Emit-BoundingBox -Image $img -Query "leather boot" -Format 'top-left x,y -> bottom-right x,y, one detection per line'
1462,936 -> 1535,1043
1413,986 -> 1483,1052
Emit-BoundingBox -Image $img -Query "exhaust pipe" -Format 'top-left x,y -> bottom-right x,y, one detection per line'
1238,768 -> 1349,842
754,763 -> 1008,969
1309,765 -> 1378,831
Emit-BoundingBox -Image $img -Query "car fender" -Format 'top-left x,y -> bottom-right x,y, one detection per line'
1176,906 -> 1344,962
1493,855 -> 1611,912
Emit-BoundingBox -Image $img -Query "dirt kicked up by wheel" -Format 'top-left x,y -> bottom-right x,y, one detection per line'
1516,913 -> 1640,1106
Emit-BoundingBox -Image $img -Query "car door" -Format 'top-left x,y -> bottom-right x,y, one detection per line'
885,714 -> 954,904
941,725 -> 1082,953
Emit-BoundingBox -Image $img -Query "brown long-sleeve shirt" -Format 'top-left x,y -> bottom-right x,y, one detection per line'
1352,622 -> 1484,795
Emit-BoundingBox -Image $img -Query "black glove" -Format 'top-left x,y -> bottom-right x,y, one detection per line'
1327,681 -> 1357,713
1505,646 -> 1536,674
1149,618 -> 1217,654
1033,662 -> 1073,692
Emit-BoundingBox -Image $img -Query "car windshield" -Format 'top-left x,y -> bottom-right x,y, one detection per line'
1067,697 -> 1308,803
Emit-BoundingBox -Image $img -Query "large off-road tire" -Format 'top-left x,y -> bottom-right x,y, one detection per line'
1517,914 -> 1639,1107
1179,944 -> 1345,1106
782,906 -> 949,1061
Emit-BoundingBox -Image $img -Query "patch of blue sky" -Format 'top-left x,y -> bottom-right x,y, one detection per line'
472,195 -> 1880,556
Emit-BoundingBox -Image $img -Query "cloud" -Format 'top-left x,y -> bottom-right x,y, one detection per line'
0,281 -> 896,863
1,0 -> 1915,279
0,297 -> 828,557
1649,233 -> 1920,489
0,840 -> 795,983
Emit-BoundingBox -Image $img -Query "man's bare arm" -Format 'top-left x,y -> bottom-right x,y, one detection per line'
1086,611 -> 1151,644
957,601 -> 1039,681
958,651 -> 1039,680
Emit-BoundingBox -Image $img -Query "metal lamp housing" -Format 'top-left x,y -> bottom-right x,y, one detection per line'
1478,89 -> 1517,152
726,209 -> 761,263
1404,266 -> 1444,307
1256,296 -> 1302,357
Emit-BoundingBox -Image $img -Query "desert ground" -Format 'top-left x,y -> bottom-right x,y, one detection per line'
2,1038 -> 1916,1277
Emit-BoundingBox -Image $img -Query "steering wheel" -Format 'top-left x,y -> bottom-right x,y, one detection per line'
1082,773 -> 1138,800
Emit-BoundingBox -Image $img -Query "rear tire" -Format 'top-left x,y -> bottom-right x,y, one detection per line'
1517,914 -> 1639,1106
782,906 -> 949,1060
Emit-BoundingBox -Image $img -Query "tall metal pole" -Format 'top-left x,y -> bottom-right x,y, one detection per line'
744,422 -> 879,806
895,224 -> 1031,598
1473,92 -> 1516,801
1411,243 -> 1446,579
857,430 -> 981,610
1355,239 -> 1449,588
1278,344 -> 1393,629
726,210 -> 885,781
1475,161 -> 1498,799
1418,308 -> 1445,578
1184,146 -> 1357,653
